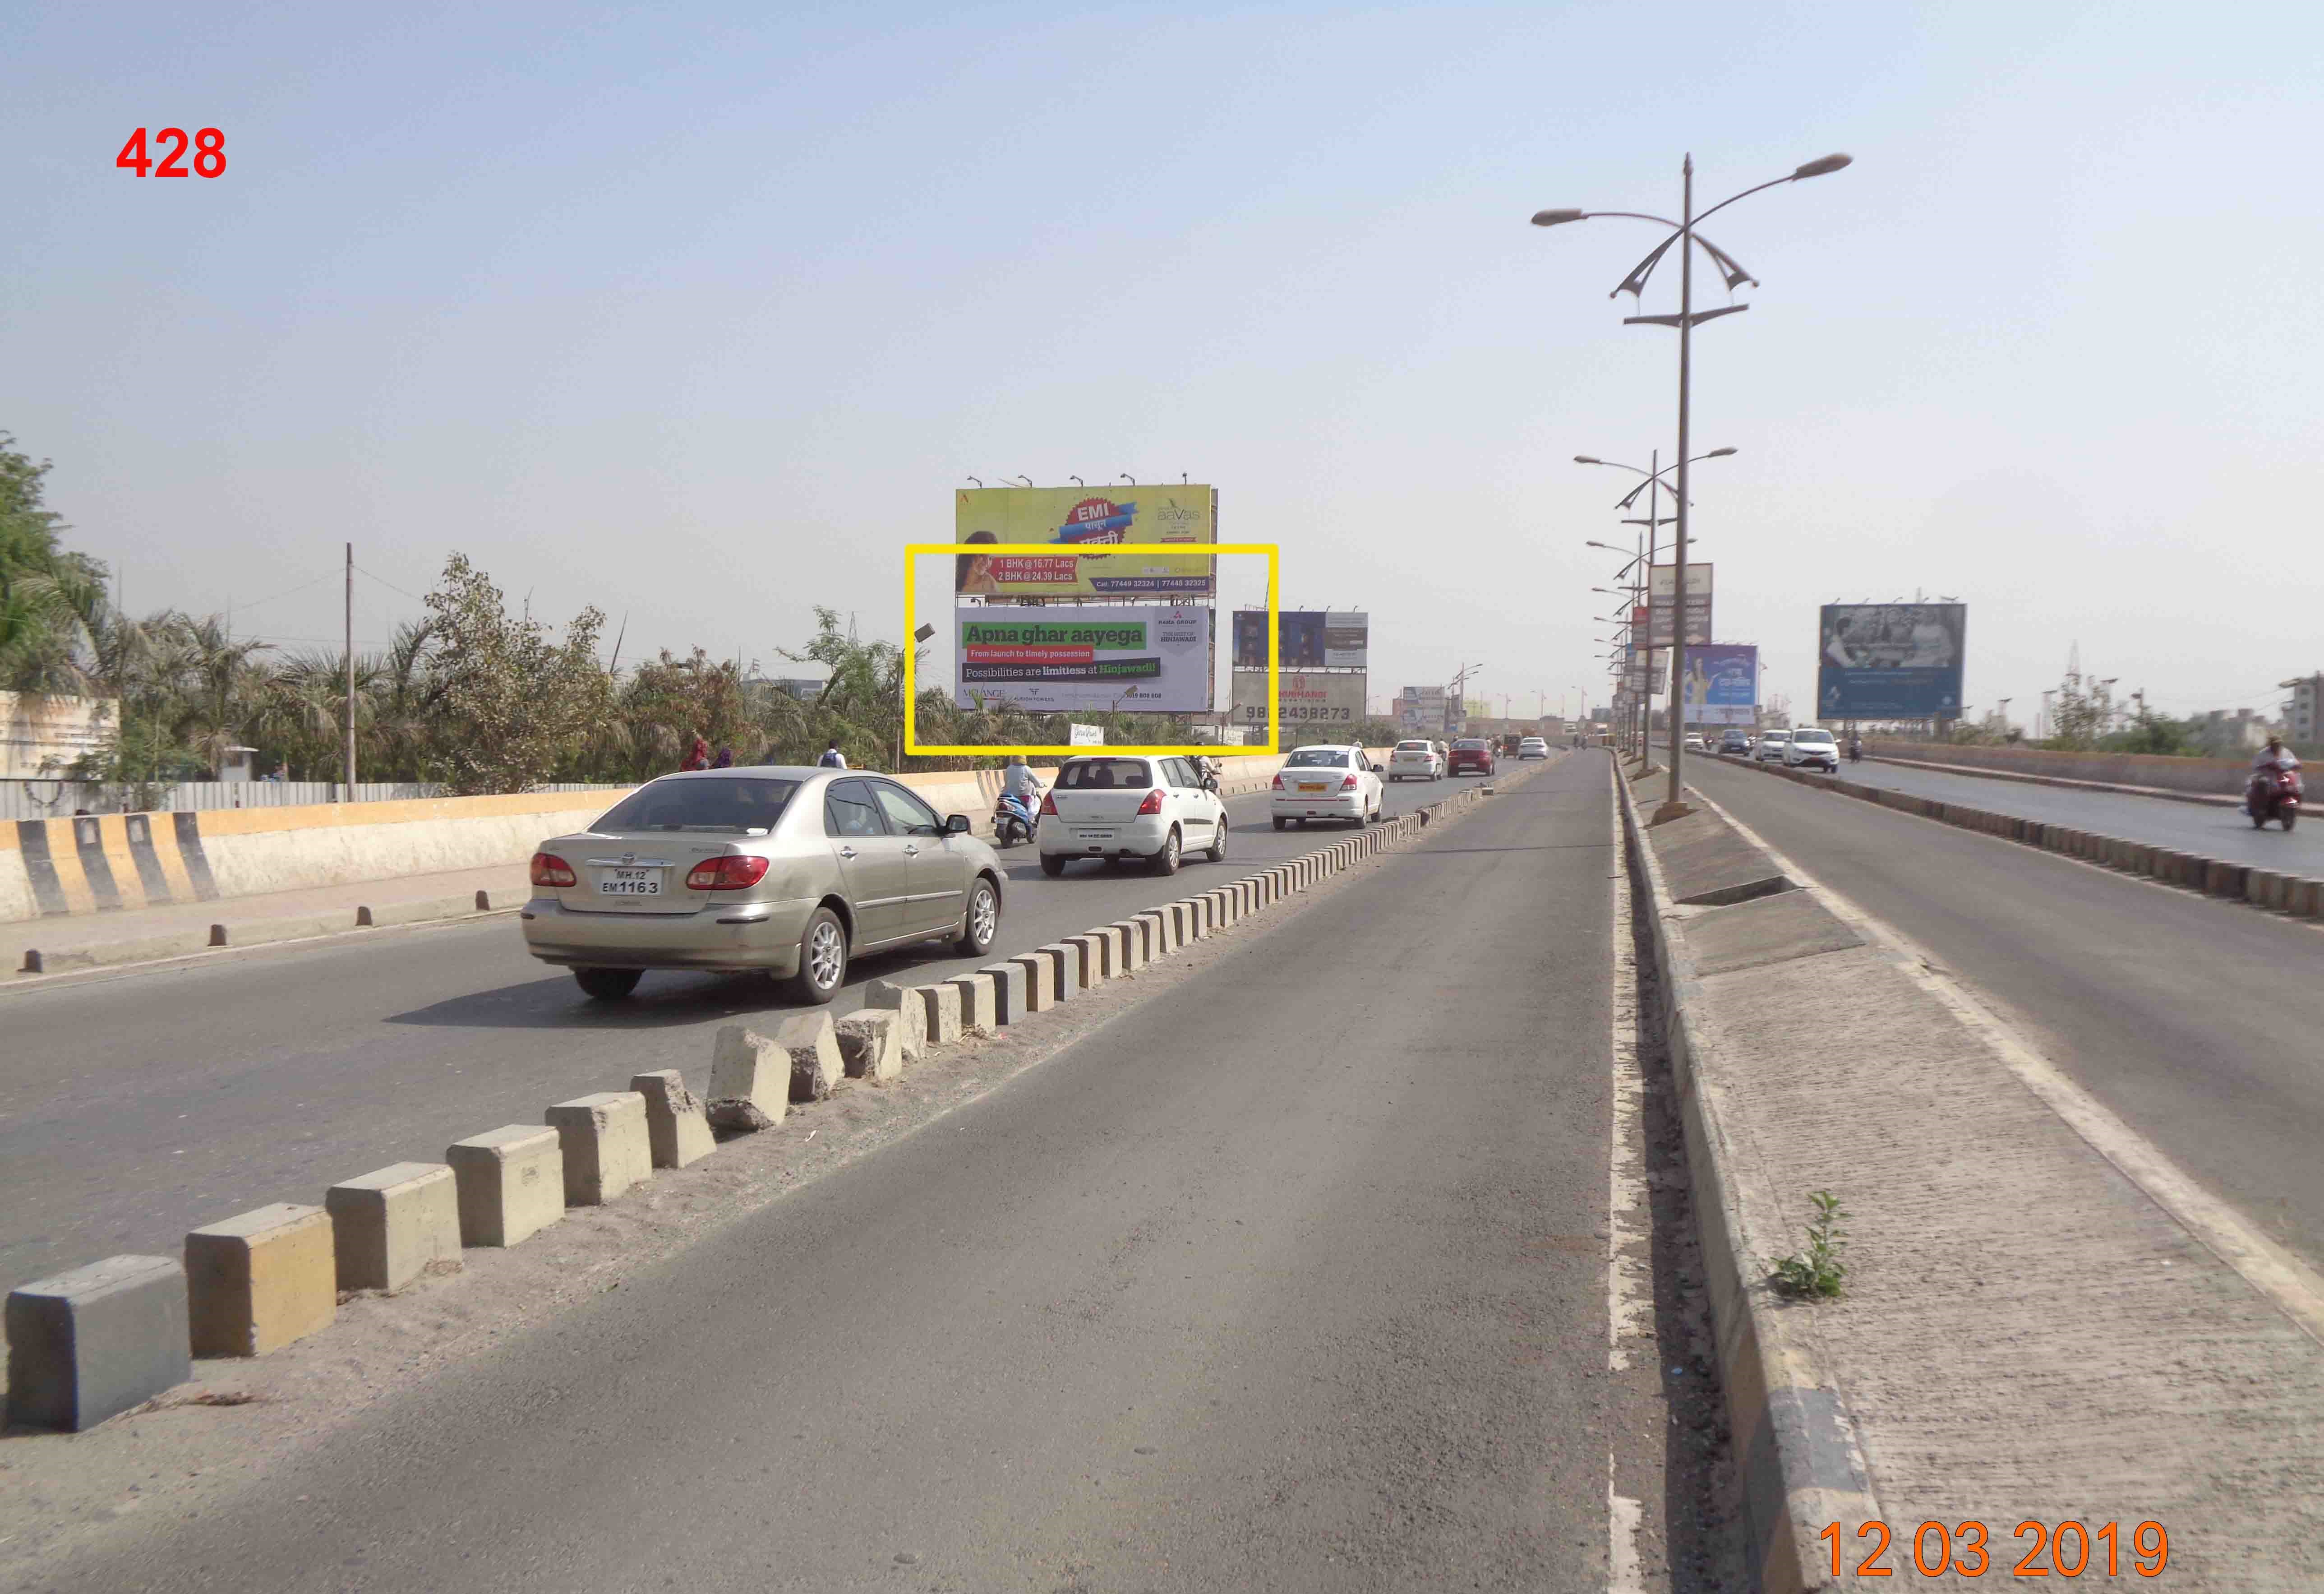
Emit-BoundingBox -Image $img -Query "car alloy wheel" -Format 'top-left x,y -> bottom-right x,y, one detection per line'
956,877 -> 999,954
788,907 -> 848,1004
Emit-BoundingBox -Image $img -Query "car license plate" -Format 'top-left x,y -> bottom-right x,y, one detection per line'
599,868 -> 663,896
1075,829 -> 1116,841
1297,782 -> 1327,792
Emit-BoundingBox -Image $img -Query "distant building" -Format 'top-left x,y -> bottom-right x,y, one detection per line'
2190,707 -> 2273,757
2282,674 -> 2321,745
0,693 -> 115,779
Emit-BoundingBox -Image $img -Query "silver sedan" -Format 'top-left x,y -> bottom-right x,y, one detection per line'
521,767 -> 1005,1003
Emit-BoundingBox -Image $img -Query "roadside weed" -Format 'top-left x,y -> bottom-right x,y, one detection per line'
1768,1190 -> 1849,1300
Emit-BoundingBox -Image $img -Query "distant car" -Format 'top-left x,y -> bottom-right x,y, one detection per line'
1040,754 -> 1227,876
1388,739 -> 1445,781
1717,729 -> 1752,756
1448,738 -> 1496,776
1784,727 -> 1840,772
1517,736 -> 1549,760
1684,733 -> 1708,753
1754,730 -> 1791,762
523,767 -> 1004,1004
1272,744 -> 1384,829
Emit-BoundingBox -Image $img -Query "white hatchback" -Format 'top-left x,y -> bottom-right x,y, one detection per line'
1271,745 -> 1385,829
1754,730 -> 1791,762
1388,739 -> 1444,781
1518,737 -> 1549,759
1784,727 -> 1840,771
1039,754 -> 1227,877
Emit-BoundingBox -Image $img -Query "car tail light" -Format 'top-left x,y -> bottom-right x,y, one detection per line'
685,855 -> 771,892
1339,773 -> 1359,789
1135,788 -> 1164,816
1039,792 -> 1057,815
530,852 -> 576,887
1271,773 -> 1285,790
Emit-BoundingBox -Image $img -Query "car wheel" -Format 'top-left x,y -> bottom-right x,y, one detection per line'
1040,853 -> 1066,878
1205,820 -> 1227,862
1148,827 -> 1181,877
573,967 -> 641,1001
786,906 -> 848,1004
954,876 -> 999,956
1273,816 -> 1287,831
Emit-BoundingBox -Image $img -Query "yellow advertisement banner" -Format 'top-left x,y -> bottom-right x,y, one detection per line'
954,484 -> 1214,598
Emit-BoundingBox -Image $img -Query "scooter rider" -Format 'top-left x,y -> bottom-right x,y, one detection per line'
1002,754 -> 1042,803
2254,735 -> 2302,775
1847,732 -> 1863,763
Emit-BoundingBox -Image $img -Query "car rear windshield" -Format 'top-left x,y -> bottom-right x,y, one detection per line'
1792,730 -> 1834,743
1057,758 -> 1152,790
1453,739 -> 1488,750
1395,741 -> 1431,751
595,777 -> 800,833
1285,749 -> 1350,768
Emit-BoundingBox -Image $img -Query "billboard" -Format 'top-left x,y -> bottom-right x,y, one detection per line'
1647,564 -> 1713,647
1234,670 -> 1367,731
1232,610 -> 1367,669
1398,684 -> 1454,734
955,485 -> 1215,598
955,605 -> 1213,714
1817,604 -> 1966,718
1682,643 -> 1759,726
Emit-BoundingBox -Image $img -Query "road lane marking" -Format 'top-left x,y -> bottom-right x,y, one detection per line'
1692,783 -> 2324,1351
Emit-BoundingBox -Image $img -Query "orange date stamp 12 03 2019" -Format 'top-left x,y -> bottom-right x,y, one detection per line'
1821,1519 -> 2170,1579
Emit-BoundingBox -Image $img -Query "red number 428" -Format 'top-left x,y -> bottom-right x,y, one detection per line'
117,128 -> 226,178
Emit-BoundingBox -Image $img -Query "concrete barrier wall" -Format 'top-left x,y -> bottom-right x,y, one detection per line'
1868,739 -> 2248,796
0,753 -> 1311,926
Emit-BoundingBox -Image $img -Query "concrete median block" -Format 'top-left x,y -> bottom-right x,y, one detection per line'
1034,943 -> 1079,1000
6,1256 -> 190,1431
981,959 -> 1029,1023
2203,858 -> 2242,897
1137,909 -> 1173,956
547,1093 -> 652,1206
706,1027 -> 793,1131
835,1009 -> 905,1081
1079,927 -> 1116,979
2248,870 -> 2286,910
1107,921 -> 1146,970
185,1203 -> 336,1358
1167,900 -> 1196,943
630,1070 -> 715,1168
861,979 -> 930,1063
1058,934 -> 1099,986
948,970 -> 998,1030
771,1012 -> 845,1100
1209,888 -> 1233,927
447,1126 -> 566,1246
325,1162 -> 461,1292
1001,951 -> 1051,1012
2289,878 -> 2322,917
916,981 -> 963,1044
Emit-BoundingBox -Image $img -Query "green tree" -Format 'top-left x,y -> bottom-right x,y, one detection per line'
424,554 -> 609,793
0,432 -> 109,694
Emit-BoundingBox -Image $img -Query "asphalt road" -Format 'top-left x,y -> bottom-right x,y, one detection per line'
55,752 -> 1630,1592
0,767 -> 1515,1294
1753,752 -> 2322,871
1688,754 -> 2324,1269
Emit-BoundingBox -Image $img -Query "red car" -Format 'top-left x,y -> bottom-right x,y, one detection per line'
1448,738 -> 1496,776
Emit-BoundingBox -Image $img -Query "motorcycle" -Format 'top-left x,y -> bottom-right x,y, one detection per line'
2246,766 -> 2302,831
1847,740 -> 1863,764
993,790 -> 1040,847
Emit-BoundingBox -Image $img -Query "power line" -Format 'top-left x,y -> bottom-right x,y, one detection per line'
353,563 -> 429,604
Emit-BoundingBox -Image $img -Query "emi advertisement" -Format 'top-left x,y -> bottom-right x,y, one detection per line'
954,485 -> 1215,598
1817,604 -> 1966,718
1680,643 -> 1758,726
954,606 -> 1213,714
1232,671 -> 1367,730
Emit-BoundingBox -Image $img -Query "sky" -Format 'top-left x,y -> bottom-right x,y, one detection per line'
8,0 -> 2321,730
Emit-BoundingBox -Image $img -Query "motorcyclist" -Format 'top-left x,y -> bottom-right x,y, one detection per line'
1192,753 -> 1221,793
2253,736 -> 2302,774
996,755 -> 1042,843
1847,732 -> 1863,763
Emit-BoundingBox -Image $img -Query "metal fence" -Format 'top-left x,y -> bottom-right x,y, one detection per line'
0,779 -> 630,822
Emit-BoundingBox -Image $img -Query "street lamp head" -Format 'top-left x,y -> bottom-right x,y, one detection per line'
1573,455 -> 1601,465
1530,208 -> 1586,227
1705,446 -> 1738,458
1792,153 -> 1853,180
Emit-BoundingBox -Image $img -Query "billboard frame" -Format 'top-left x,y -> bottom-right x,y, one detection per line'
906,542 -> 1279,757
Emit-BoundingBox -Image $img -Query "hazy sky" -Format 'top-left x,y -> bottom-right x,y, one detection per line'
9,1 -> 2320,728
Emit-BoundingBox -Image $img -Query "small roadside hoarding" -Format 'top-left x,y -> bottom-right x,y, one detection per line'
1647,563 -> 1713,647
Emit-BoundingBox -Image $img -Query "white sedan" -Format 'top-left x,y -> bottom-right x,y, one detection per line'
1387,739 -> 1444,781
1517,737 -> 1549,760
1040,754 -> 1228,876
1271,745 -> 1385,829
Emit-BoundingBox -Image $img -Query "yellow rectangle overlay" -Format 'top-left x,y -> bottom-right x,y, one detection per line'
905,542 -> 1278,758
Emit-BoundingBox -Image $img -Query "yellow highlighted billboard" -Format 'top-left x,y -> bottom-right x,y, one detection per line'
906,543 -> 1277,758
955,485 -> 1215,598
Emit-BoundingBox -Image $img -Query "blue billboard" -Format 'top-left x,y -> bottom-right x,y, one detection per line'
1682,643 -> 1758,726
1817,604 -> 1966,718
